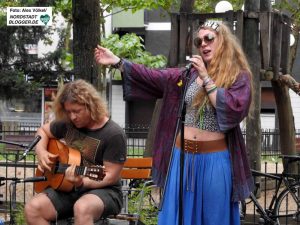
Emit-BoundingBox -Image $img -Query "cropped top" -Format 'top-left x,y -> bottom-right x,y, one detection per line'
184,79 -> 220,132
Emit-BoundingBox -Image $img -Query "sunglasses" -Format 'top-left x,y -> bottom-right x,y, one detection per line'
193,33 -> 216,48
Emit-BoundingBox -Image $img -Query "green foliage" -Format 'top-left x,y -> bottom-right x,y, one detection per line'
0,143 -> 4,153
127,182 -> 159,225
127,148 -> 144,156
101,0 -> 178,14
0,11 -> 6,26
59,48 -> 74,70
261,155 -> 280,163
53,0 -> 72,21
277,0 -> 300,24
0,0 -> 40,10
0,0 -> 72,98
101,33 -> 167,68
12,203 -> 26,225
0,70 -> 41,100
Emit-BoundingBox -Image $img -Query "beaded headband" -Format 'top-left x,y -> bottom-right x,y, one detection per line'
201,21 -> 220,32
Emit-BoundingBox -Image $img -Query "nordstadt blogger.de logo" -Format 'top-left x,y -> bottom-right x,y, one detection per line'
7,7 -> 52,26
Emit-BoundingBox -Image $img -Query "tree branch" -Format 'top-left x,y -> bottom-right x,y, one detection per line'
279,74 -> 300,95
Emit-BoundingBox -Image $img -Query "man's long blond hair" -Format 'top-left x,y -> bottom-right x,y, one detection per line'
193,22 -> 253,108
53,79 -> 108,122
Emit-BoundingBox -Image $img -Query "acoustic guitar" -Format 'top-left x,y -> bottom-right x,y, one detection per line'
34,139 -> 105,193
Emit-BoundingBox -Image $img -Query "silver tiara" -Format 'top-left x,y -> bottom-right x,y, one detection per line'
201,21 -> 220,31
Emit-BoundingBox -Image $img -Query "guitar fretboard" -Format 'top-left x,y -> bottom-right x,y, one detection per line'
55,163 -> 86,176
53,162 -> 104,181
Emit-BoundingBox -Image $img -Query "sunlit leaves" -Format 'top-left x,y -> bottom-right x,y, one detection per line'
101,33 -> 167,68
102,0 -> 175,13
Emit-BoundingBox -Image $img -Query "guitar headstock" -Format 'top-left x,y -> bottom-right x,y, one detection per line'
84,165 -> 106,181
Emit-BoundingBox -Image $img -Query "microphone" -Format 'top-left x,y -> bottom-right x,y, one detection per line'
18,176 -> 47,183
185,63 -> 193,70
22,135 -> 42,157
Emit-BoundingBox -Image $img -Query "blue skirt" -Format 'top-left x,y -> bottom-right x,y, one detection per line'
158,147 -> 240,225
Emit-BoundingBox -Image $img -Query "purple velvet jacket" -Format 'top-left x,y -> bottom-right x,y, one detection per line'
121,59 -> 254,201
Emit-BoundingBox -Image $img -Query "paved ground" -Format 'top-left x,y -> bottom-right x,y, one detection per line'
241,215 -> 300,225
47,218 -> 130,225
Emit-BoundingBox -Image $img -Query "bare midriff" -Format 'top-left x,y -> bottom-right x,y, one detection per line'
182,126 -> 225,141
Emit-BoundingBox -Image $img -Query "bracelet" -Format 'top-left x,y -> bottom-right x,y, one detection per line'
206,84 -> 216,91
204,79 -> 214,88
205,82 -> 216,90
202,76 -> 212,87
111,58 -> 123,69
207,86 -> 217,95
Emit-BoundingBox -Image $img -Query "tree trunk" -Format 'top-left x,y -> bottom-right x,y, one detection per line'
72,0 -> 100,87
272,81 -> 296,155
279,74 -> 300,95
271,12 -> 296,157
244,0 -> 262,171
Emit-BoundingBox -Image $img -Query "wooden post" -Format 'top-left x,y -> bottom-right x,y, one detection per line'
179,13 -> 189,66
244,0 -> 262,171
235,10 -> 244,44
260,0 -> 271,11
260,0 -> 272,70
281,15 -> 291,74
168,13 -> 179,67
270,12 -> 282,80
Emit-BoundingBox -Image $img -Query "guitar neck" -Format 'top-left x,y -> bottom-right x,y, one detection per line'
56,163 -> 88,176
55,162 -> 104,181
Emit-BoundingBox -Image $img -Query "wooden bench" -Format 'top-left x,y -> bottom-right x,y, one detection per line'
109,157 -> 154,225
52,157 -> 154,225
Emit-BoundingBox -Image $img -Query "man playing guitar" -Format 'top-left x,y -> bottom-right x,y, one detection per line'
24,79 -> 127,225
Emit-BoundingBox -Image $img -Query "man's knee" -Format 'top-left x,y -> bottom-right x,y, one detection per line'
73,200 -> 96,216
25,198 -> 41,214
25,194 -> 57,222
73,199 -> 104,220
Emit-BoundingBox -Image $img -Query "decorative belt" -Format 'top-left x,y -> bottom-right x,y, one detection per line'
175,136 -> 227,154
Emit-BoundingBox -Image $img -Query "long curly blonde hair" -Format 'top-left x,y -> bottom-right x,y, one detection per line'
52,79 -> 108,122
193,21 -> 253,108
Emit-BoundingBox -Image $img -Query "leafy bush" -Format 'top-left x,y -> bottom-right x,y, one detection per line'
101,33 -> 167,69
127,180 -> 159,225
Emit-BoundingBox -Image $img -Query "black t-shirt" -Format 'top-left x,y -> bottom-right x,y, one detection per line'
50,119 -> 127,167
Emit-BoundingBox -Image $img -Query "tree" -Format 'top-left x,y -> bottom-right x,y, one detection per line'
0,0 -> 174,93
53,0 -> 178,92
0,2 -> 44,109
72,0 -> 100,88
0,0 -> 73,102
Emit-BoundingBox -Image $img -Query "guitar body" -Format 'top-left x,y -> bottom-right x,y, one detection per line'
34,139 -> 81,193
